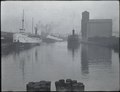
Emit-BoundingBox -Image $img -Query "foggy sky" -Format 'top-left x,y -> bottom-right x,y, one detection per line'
1,1 -> 119,35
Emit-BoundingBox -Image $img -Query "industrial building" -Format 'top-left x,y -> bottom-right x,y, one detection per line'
81,11 -> 112,40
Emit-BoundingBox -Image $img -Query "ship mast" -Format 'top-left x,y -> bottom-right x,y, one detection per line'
72,12 -> 75,31
22,10 -> 25,31
32,17 -> 34,34
20,10 -> 25,33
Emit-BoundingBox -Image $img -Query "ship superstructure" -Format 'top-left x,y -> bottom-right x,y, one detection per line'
13,10 -> 42,47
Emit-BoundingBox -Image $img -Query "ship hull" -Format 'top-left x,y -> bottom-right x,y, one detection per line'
13,32 -> 42,48
13,42 -> 40,48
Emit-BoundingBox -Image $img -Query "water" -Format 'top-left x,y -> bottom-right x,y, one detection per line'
2,42 -> 119,91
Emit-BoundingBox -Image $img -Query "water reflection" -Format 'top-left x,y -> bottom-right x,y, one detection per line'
67,43 -> 80,60
2,46 -> 36,83
35,47 -> 38,62
19,57 -> 25,81
2,45 -> 32,57
2,42 -> 119,91
81,45 -> 89,75
86,45 -> 112,66
81,44 -> 112,75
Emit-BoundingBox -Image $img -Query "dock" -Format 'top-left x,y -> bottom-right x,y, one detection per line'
1,31 -> 119,53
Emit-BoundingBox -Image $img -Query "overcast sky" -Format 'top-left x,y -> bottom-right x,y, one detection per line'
1,1 -> 119,35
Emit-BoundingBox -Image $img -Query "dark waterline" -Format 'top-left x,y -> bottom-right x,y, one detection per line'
2,42 -> 119,91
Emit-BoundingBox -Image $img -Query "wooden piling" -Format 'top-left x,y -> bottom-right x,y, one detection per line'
55,79 -> 85,91
26,81 -> 51,91
27,79 -> 84,91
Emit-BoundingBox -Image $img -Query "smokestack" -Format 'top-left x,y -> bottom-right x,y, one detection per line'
35,26 -> 37,35
72,29 -> 75,35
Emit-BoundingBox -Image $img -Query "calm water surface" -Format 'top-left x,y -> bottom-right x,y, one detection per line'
2,42 -> 119,91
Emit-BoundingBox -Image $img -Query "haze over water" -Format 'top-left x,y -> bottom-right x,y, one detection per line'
1,1 -> 119,91
2,42 -> 119,91
1,1 -> 119,36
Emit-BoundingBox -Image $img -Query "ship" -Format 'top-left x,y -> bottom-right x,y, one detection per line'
42,34 -> 63,43
13,10 -> 42,48
67,29 -> 80,49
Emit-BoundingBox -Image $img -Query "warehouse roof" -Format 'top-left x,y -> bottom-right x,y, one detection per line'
88,19 -> 112,23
